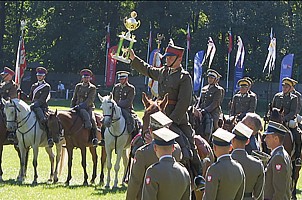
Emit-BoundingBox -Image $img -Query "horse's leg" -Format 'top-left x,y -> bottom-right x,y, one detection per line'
65,146 -> 73,186
0,144 -> 3,182
89,146 -> 97,184
105,147 -> 113,188
53,143 -> 63,183
17,144 -> 27,183
113,149 -> 123,188
121,148 -> 129,184
45,147 -> 55,182
32,146 -> 39,185
80,147 -> 88,186
99,146 -> 106,186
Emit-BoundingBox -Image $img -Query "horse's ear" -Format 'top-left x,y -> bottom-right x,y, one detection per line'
98,93 -> 104,102
142,92 -> 150,108
159,93 -> 169,111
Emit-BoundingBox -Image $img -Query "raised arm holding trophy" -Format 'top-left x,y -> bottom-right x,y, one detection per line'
112,11 -> 140,64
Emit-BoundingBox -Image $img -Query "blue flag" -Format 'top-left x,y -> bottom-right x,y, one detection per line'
233,55 -> 245,93
193,51 -> 205,93
279,54 -> 294,91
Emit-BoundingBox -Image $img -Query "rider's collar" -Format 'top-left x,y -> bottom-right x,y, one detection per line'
38,80 -> 45,84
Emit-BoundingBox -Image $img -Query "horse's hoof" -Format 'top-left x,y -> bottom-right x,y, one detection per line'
47,178 -> 52,183
53,177 -> 58,183
64,181 -> 69,186
90,180 -> 95,185
99,181 -> 104,186
105,185 -> 110,189
112,186 -> 118,190
32,180 -> 38,186
83,181 -> 88,186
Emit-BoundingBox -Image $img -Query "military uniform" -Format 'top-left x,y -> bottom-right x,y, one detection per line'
203,128 -> 245,200
71,69 -> 98,146
141,127 -> 191,200
0,81 -> 17,100
198,69 -> 223,131
231,122 -> 265,200
130,43 -> 204,189
126,141 -> 182,200
112,71 -> 136,134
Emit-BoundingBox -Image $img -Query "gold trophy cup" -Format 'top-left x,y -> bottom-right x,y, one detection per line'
112,11 -> 140,64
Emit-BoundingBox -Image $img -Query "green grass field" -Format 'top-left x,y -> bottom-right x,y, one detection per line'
0,103 -> 301,200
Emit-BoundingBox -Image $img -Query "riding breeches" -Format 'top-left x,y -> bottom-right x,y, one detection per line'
121,108 -> 136,134
33,107 -> 47,124
79,108 -> 96,129
170,123 -> 203,175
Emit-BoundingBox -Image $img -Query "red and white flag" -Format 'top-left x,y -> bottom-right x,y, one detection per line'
263,28 -> 276,74
228,30 -> 233,53
15,36 -> 27,85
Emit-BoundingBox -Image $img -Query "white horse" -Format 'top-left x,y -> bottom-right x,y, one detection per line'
2,98 -> 64,185
98,93 -> 131,188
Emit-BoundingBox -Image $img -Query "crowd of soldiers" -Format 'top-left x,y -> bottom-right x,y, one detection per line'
0,38 -> 299,199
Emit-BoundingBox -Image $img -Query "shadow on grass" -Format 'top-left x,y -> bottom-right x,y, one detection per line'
92,184 -> 127,196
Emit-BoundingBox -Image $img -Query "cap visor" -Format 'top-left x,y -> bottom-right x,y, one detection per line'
162,52 -> 177,57
36,73 -> 45,76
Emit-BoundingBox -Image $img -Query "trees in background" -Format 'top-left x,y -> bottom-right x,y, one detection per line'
0,1 -> 302,82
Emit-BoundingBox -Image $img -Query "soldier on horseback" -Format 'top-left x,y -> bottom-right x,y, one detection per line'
195,69 -> 224,133
112,71 -> 137,138
18,67 -> 53,147
230,78 -> 257,121
272,77 -> 301,166
71,69 -> 98,147
128,41 -> 205,190
0,67 -> 18,141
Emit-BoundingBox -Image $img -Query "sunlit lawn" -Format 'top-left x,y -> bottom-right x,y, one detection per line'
0,104 -> 301,199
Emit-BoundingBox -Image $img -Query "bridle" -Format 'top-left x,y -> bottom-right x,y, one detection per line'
103,100 -> 121,123
6,101 -> 33,130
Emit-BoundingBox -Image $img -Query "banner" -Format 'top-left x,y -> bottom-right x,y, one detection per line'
278,54 -> 294,91
233,62 -> 245,93
15,36 -> 27,85
201,37 -> 216,68
148,48 -> 162,97
105,45 -> 118,87
233,36 -> 245,93
193,50 -> 205,92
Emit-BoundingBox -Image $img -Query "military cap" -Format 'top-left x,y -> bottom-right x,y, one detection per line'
1,67 -> 15,76
153,127 -> 179,146
116,71 -> 130,80
207,69 -> 222,79
212,128 -> 235,146
289,77 -> 298,86
243,76 -> 254,85
162,39 -> 184,58
282,77 -> 294,87
264,121 -> 289,136
150,111 -> 173,130
237,78 -> 251,87
80,69 -> 93,78
232,122 -> 253,141
36,67 -> 48,76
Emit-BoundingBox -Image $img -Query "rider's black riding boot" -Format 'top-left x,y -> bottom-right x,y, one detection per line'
91,127 -> 98,147
191,148 -> 205,190
45,124 -> 54,148
292,127 -> 302,166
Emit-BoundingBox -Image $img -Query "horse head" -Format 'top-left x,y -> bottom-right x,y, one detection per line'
222,115 -> 237,133
47,109 -> 62,143
269,107 -> 284,123
98,93 -> 120,128
2,98 -> 18,132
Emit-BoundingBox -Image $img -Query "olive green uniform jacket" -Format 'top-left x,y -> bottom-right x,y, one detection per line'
131,57 -> 192,125
71,82 -> 96,109
272,92 -> 298,122
0,80 -> 17,100
231,92 -> 257,116
264,146 -> 292,200
126,142 -> 182,200
231,149 -> 265,200
292,89 -> 301,114
203,154 -> 245,200
141,156 -> 191,200
112,82 -> 135,112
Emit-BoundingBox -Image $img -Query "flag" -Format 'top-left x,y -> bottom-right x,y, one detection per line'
228,30 -> 232,53
235,36 -> 245,68
202,37 -> 216,68
106,23 -> 110,49
278,54 -> 294,91
15,36 -> 27,85
193,50 -> 205,92
270,27 -> 273,40
148,23 -> 152,52
263,37 -> 276,74
105,46 -> 118,87
187,24 -> 190,51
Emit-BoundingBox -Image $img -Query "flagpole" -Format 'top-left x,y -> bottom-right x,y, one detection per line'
145,22 -> 151,86
185,23 -> 190,71
104,23 -> 110,87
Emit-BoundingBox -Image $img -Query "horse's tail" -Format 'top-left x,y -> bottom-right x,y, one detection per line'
59,145 -> 68,176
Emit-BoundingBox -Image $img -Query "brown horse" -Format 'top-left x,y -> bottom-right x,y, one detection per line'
140,92 -> 214,200
265,106 -> 301,199
47,110 -> 105,186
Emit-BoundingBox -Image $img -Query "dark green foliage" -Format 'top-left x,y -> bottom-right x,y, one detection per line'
0,1 -> 301,81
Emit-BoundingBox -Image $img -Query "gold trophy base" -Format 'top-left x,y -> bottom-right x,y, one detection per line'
112,55 -> 131,64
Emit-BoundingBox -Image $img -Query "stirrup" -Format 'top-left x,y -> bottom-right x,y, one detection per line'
92,138 -> 98,147
194,175 -> 206,191
295,158 -> 302,166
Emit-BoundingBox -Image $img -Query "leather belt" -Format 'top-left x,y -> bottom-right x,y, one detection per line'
244,192 -> 252,198
167,100 -> 177,105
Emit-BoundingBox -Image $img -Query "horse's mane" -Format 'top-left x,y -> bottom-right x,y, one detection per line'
11,98 -> 30,111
